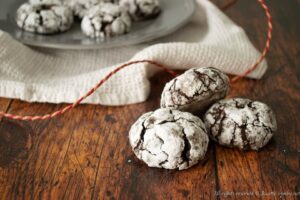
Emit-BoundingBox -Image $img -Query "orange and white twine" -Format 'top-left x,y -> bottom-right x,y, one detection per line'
0,0 -> 273,121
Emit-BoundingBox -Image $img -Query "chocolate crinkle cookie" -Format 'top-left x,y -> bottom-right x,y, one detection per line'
129,108 -> 209,170
66,0 -> 113,18
81,3 -> 131,38
204,98 -> 277,151
161,67 -> 230,113
15,3 -> 74,34
118,0 -> 161,21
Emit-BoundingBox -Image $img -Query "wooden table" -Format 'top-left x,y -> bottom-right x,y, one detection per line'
0,0 -> 299,199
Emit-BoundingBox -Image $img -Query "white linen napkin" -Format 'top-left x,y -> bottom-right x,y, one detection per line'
0,0 -> 267,105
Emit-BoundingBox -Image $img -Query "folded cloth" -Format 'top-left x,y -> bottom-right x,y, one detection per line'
0,0 -> 267,105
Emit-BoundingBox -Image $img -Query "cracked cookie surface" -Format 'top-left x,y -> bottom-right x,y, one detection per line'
118,0 -> 161,21
81,3 -> 131,38
129,108 -> 209,170
204,98 -> 277,150
15,3 -> 74,34
161,67 -> 230,113
66,0 -> 113,19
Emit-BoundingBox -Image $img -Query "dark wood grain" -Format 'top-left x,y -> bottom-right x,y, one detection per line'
0,98 -> 11,110
0,98 -> 11,121
0,74 -> 216,200
215,1 -> 300,199
0,0 -> 299,200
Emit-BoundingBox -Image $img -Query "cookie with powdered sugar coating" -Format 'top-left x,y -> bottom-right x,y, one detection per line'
129,108 -> 209,170
81,3 -> 131,38
161,67 -> 230,113
204,98 -> 277,150
118,0 -> 161,21
16,3 -> 74,34
66,0 -> 113,18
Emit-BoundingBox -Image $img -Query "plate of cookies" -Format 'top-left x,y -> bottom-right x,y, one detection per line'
0,0 -> 195,49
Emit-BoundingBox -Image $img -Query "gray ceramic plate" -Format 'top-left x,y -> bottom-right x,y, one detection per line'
0,0 -> 195,49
